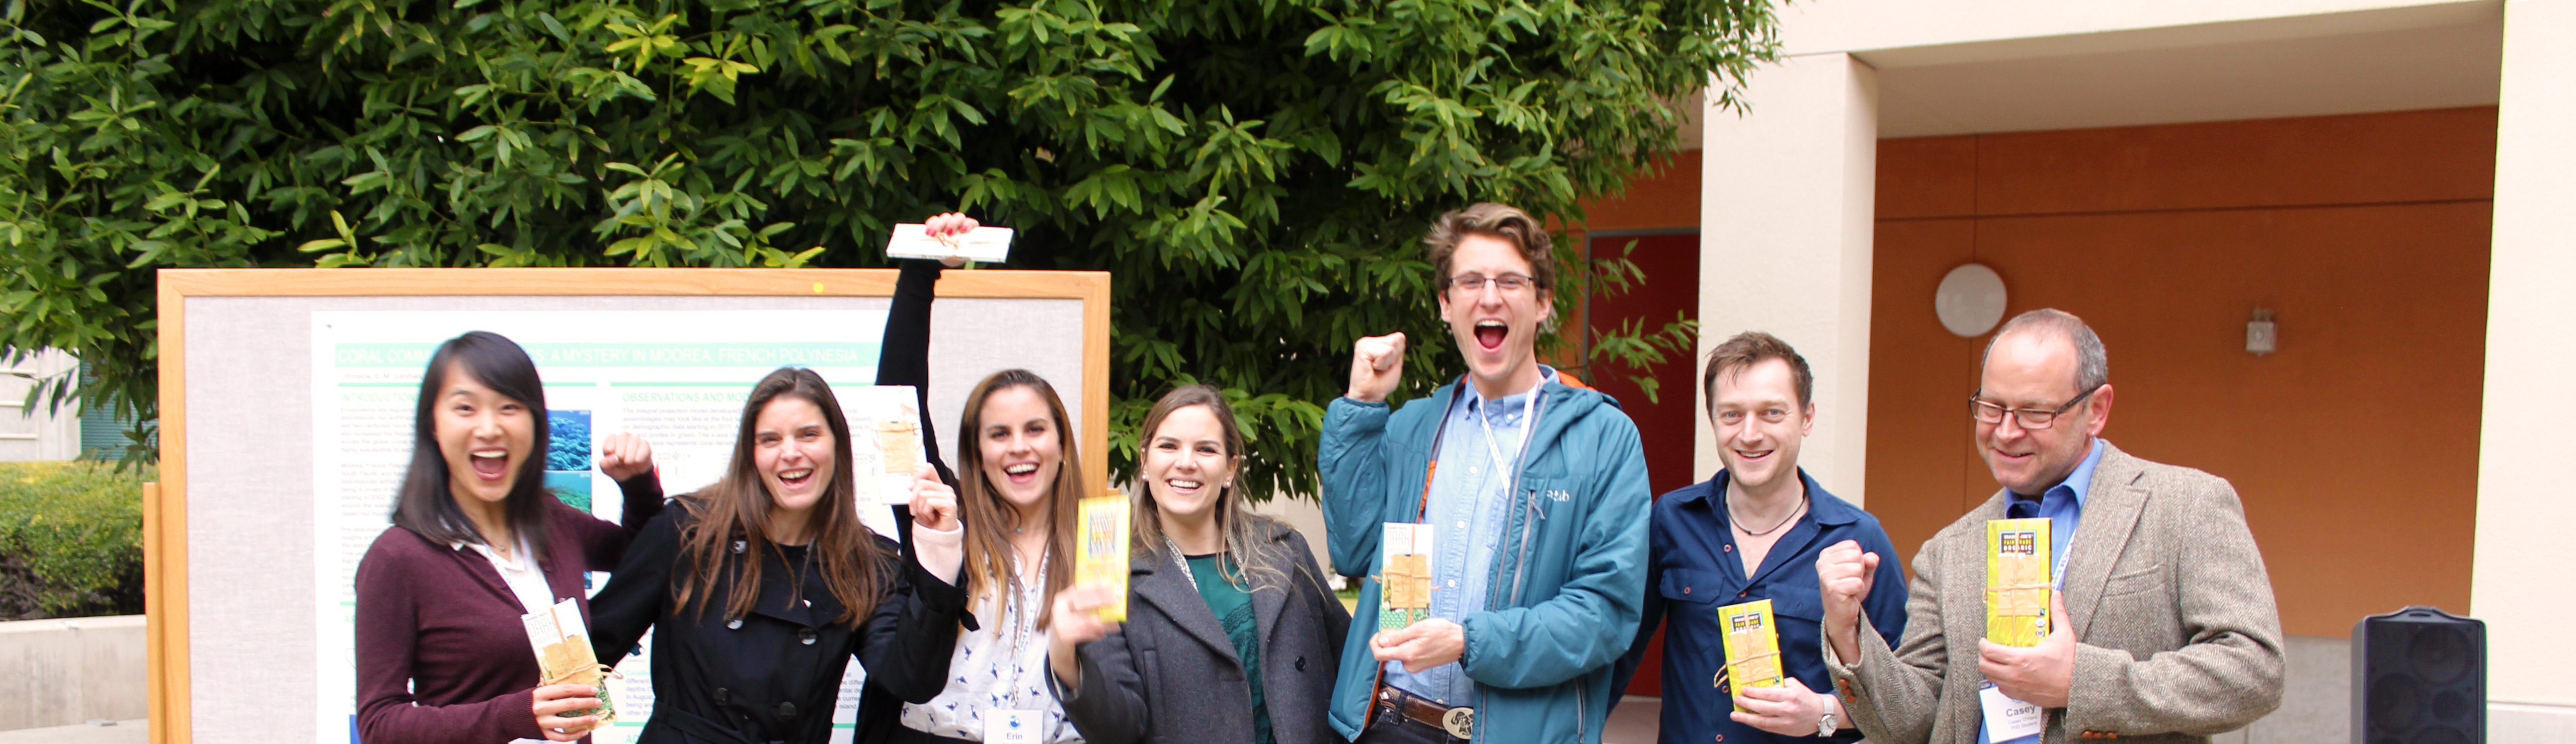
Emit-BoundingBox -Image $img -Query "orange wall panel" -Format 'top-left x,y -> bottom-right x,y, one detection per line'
1869,108 -> 2493,638
1580,150 -> 1703,232
1878,135 -> 1979,219
1863,218 -> 1982,570
1974,107 -> 2498,216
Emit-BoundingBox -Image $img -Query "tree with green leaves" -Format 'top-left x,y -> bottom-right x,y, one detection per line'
0,0 -> 1776,497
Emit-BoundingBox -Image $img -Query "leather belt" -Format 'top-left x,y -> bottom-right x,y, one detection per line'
1376,685 -> 1474,740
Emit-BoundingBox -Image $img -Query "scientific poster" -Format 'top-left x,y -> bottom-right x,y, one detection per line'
310,309 -> 897,744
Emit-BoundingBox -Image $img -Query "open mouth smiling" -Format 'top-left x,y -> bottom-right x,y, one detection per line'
469,449 -> 510,481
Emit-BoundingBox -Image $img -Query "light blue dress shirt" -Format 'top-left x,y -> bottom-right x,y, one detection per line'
1383,368 -> 1553,706
1982,438 -> 2105,744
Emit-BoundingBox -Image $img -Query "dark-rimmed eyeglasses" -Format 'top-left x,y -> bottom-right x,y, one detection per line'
1969,385 -> 2102,429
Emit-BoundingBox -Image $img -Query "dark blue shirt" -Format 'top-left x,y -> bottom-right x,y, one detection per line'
1614,468 -> 1910,744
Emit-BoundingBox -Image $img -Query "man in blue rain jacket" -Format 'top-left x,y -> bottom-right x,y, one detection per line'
1320,202 -> 1652,744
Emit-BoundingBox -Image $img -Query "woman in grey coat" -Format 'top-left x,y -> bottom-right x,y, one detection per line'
1046,385 -> 1352,744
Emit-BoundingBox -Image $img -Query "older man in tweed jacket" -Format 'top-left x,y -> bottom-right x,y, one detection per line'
1815,309 -> 2284,744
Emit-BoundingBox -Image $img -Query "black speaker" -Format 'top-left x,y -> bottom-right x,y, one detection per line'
2352,606 -> 2484,744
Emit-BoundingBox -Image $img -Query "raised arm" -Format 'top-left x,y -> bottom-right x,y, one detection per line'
876,212 -> 976,487
587,506 -> 684,668
1825,536 -> 1953,744
1318,397 -> 1394,578
1320,331 -> 1410,577
857,523 -> 972,702
547,432 -> 668,572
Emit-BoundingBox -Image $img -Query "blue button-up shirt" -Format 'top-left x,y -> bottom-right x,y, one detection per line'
1614,468 -> 1909,743
1383,369 -> 1553,705
1982,438 -> 2105,744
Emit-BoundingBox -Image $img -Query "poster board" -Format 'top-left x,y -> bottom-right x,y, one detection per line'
146,268 -> 1110,744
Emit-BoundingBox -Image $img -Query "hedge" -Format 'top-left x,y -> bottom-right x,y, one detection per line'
0,461 -> 150,619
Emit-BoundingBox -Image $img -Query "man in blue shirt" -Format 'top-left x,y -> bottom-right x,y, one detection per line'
1613,331 -> 1908,742
1320,203 -> 1653,744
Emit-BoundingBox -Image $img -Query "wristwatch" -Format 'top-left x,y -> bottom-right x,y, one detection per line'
1818,711 -> 1838,738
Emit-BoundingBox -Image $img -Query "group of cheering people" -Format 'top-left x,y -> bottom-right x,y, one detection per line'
356,203 -> 2288,744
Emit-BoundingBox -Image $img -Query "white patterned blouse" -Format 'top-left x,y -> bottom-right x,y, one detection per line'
898,558 -> 1082,744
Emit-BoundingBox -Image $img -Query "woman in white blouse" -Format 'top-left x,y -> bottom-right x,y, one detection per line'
898,365 -> 1091,744
901,365 -> 1092,741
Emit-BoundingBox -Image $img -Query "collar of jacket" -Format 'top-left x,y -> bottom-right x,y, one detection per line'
1124,517 -> 1302,663
1403,374 -> 1618,462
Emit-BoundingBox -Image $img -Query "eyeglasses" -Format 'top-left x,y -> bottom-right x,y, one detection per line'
1449,273 -> 1537,296
1969,385 -> 2102,429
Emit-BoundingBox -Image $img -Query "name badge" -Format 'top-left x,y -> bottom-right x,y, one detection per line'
984,709 -> 1043,744
1978,682 -> 2044,742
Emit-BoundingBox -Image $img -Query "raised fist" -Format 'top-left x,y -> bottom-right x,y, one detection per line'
1346,332 -> 1407,403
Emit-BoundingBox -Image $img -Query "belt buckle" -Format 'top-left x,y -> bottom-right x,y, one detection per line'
1441,707 -> 1474,740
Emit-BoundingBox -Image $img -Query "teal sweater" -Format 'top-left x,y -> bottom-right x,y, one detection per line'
1318,378 -> 1652,744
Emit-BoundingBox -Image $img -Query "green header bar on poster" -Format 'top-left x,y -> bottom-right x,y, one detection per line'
333,342 -> 879,368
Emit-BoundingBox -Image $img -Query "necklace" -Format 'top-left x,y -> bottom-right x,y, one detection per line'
1164,536 -> 1203,592
1728,493 -> 1807,537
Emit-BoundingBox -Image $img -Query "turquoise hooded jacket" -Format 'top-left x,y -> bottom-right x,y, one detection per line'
1319,378 -> 1653,744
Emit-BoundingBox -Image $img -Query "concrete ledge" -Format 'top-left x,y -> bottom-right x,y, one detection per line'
0,615 -> 146,732
0,719 -> 144,744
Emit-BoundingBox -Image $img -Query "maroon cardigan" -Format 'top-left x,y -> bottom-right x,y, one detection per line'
354,477 -> 663,744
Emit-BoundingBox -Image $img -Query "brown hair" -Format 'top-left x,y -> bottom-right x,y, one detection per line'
1129,385 -> 1295,592
1702,331 -> 1816,411
672,367 -> 888,626
1425,202 -> 1556,293
954,369 -> 1084,629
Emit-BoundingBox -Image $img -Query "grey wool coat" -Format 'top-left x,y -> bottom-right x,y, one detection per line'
1826,441 -> 2286,744
1053,518 -> 1353,744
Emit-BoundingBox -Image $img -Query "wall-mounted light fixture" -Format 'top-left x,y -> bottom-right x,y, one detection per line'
2247,309 -> 2278,356
1935,263 -> 2007,337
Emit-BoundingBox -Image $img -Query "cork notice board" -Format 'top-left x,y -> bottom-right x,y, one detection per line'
146,268 -> 1110,744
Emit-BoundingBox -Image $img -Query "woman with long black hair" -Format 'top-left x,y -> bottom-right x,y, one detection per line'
353,331 -> 666,744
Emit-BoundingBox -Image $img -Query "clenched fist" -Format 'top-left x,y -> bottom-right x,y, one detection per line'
1346,332 -> 1407,403
1817,539 -> 1880,663
597,433 -> 655,482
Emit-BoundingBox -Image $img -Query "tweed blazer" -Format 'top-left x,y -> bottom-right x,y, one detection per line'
1826,441 -> 2285,744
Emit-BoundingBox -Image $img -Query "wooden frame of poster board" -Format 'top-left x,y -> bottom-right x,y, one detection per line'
145,267 -> 1111,744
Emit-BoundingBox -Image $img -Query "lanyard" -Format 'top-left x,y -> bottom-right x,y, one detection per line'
1471,384 -> 1543,506
1412,378 -> 1546,521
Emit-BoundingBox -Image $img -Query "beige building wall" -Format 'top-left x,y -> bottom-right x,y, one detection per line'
2473,0 -> 2576,737
1694,54 -> 1878,504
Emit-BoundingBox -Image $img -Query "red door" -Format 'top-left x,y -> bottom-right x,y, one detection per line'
1582,231 -> 1699,697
